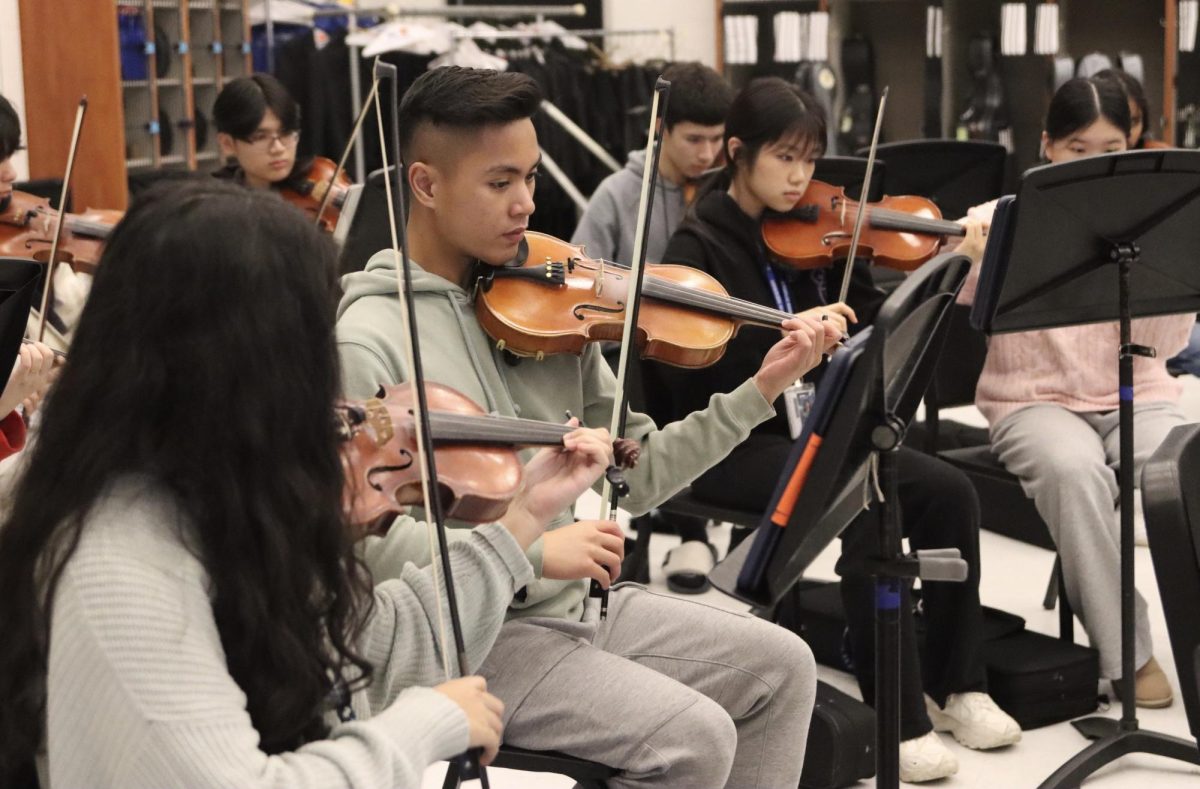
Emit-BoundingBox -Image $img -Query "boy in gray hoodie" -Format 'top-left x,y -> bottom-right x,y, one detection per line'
337,66 -> 840,788
572,63 -> 732,588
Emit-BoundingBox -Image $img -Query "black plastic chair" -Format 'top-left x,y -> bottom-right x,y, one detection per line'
442,746 -> 616,788
1143,422 -> 1200,743
856,139 -> 1008,222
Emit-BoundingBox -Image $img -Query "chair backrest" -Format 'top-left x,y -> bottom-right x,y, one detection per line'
859,139 -> 1007,222
924,303 -> 990,410
337,165 -> 397,276
813,155 -> 886,202
1143,422 -> 1200,742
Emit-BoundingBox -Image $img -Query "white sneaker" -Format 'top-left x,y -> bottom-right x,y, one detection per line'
926,692 -> 1022,750
899,730 -> 959,783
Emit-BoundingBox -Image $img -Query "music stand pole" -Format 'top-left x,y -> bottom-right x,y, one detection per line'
1037,240 -> 1200,788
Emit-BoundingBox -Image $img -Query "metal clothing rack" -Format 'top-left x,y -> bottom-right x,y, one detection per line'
260,2 -> 587,180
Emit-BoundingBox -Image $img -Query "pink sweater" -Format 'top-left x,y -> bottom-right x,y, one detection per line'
957,200 -> 1194,426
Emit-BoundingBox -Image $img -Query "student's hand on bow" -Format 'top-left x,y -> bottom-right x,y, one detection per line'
796,302 -> 857,337
753,313 -> 842,401
0,341 -> 58,419
434,676 -> 505,765
955,217 -> 989,263
541,519 -> 625,588
500,421 -> 614,550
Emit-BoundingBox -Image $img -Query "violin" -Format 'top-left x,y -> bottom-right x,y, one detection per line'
475,231 -> 801,369
279,156 -> 353,233
337,381 -> 639,531
760,179 -> 966,273
0,190 -> 120,275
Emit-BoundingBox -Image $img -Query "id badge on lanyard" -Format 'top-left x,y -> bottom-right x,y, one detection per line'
763,263 -> 813,438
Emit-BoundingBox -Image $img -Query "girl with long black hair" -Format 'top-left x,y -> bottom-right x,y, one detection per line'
0,179 -> 615,787
644,76 -> 1021,783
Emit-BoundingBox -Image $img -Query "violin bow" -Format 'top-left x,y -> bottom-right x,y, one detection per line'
313,79 -> 380,230
36,96 -> 87,343
372,60 -> 488,786
594,78 -> 671,619
837,86 -> 888,305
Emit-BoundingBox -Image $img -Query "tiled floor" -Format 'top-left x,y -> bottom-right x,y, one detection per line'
421,377 -> 1200,788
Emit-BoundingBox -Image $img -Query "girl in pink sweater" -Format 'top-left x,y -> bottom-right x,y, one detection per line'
957,76 -> 1194,707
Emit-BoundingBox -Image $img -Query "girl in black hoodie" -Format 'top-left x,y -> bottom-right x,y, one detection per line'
645,77 -> 1022,783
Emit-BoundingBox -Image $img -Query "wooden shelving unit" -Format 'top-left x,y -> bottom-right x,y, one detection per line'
18,0 -> 252,210
716,1 -> 1190,177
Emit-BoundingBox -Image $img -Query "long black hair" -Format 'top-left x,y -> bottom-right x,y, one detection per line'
213,73 -> 301,140
1045,75 -> 1131,143
1094,68 -> 1152,147
0,180 -> 374,774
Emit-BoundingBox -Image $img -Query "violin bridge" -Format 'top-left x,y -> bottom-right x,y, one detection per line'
362,398 -> 395,445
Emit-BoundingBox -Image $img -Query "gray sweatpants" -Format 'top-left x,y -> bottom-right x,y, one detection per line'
990,401 -> 1188,678
479,583 -> 817,788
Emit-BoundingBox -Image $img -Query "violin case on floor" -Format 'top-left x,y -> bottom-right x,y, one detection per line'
801,681 -> 876,789
778,580 -> 1100,730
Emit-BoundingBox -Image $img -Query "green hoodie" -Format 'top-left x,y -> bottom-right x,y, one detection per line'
337,249 -> 775,622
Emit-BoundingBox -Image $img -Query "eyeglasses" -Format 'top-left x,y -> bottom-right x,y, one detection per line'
241,129 -> 301,149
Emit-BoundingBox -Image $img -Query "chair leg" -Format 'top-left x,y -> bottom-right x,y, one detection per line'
441,761 -> 461,789
619,514 -> 653,584
1043,556 -> 1060,610
1056,558 -> 1075,642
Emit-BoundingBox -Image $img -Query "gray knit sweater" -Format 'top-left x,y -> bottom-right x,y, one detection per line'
38,478 -> 533,788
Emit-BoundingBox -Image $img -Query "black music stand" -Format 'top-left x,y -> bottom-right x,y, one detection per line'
968,149 -> 1200,788
710,252 -> 972,789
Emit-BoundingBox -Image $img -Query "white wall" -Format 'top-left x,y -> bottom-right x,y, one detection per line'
0,0 -> 29,179
603,0 -> 716,66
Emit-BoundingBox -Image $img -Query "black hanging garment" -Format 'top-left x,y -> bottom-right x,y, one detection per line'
838,35 -> 876,153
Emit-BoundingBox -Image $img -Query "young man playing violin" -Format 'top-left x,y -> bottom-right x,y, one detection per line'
572,61 -> 733,593
337,66 -> 841,788
645,78 -> 1021,783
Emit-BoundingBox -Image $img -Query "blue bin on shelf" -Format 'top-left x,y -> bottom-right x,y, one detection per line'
119,9 -> 149,81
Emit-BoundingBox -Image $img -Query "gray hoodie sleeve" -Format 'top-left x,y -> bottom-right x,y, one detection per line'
570,179 -> 622,262
362,521 -> 534,694
579,344 -> 775,515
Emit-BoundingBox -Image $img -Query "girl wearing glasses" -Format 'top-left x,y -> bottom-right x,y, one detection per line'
213,74 -> 308,191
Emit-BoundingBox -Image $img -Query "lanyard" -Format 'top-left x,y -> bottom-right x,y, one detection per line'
762,262 -> 794,315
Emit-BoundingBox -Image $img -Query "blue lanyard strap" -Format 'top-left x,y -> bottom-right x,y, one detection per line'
762,263 -> 794,315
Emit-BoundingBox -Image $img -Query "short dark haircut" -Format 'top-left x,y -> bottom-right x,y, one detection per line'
212,73 -> 301,140
1094,68 -> 1150,144
724,77 -> 827,175
0,93 -> 20,162
397,66 -> 543,163
661,62 -> 734,130
1045,76 -> 1131,143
